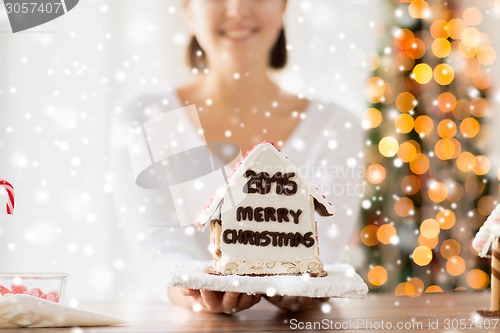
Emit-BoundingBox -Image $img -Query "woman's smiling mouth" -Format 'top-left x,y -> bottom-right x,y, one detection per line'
220,28 -> 258,41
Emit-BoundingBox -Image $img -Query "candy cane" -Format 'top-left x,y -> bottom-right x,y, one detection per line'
0,179 -> 14,215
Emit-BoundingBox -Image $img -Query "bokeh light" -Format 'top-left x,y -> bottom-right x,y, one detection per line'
434,63 -> 455,85
366,164 -> 386,184
395,114 -> 414,133
394,197 -> 414,217
473,155 -> 491,175
394,28 -> 415,50
397,141 -> 418,162
360,225 -> 379,246
477,196 -> 496,216
368,266 -> 388,287
379,136 -> 399,157
432,38 -> 452,58
420,218 -> 440,239
395,278 -> 425,297
459,117 -> 480,138
470,98 -> 489,117
413,245 -> 433,266
430,19 -> 449,39
395,282 -> 411,296
437,92 -> 456,113
425,285 -> 444,293
418,235 -> 439,249
377,224 -> 397,244
463,7 -> 483,26
466,269 -> 489,290
395,92 -> 417,113
412,63 -> 433,84
437,119 -> 457,138
414,115 -> 433,136
365,77 -> 386,103
459,41 -> 477,59
407,278 -> 425,297
446,256 -> 466,276
428,181 -> 448,203
472,71 -> 492,90
477,45 -> 497,66
448,18 -> 466,40
363,108 -> 383,129
456,152 -> 476,172
461,27 -> 482,48
401,175 -> 421,195
408,0 -> 430,19
440,239 -> 461,259
436,209 -> 456,230
405,38 -> 426,59
409,153 -> 430,174
435,138 -> 457,160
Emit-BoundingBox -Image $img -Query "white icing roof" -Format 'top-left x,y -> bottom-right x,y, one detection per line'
196,142 -> 335,228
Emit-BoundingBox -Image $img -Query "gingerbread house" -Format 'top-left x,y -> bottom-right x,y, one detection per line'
197,142 -> 335,276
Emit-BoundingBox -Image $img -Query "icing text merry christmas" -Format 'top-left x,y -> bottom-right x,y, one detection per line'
222,169 -> 314,248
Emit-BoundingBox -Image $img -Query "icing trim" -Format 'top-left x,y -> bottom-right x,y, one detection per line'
213,256 -> 324,275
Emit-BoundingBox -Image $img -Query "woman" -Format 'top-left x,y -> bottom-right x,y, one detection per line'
112,0 -> 363,314
178,0 -> 308,154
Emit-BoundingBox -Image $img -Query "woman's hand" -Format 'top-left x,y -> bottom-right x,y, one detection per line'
183,289 -> 262,314
264,295 -> 329,312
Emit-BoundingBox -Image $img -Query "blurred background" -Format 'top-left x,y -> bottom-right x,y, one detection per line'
0,0 -> 499,302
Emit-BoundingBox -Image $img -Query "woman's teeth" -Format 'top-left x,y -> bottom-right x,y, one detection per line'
224,30 -> 254,39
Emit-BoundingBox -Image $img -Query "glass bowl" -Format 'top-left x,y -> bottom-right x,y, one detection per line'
0,273 -> 67,303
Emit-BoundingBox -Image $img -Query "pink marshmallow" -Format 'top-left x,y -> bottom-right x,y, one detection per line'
24,288 -> 43,297
11,284 -> 27,294
40,291 -> 59,303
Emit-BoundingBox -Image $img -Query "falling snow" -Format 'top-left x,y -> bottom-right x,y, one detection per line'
0,0 -> 473,303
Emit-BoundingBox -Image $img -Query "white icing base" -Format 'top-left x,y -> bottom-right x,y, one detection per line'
167,260 -> 368,299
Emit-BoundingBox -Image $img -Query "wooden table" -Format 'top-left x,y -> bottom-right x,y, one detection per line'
5,292 -> 498,332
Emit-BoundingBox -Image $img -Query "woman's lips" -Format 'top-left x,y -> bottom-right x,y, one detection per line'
221,28 -> 258,40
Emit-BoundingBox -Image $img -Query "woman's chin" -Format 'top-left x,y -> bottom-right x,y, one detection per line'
213,53 -> 267,73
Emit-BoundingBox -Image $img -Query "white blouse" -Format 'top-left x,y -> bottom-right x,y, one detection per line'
110,89 -> 364,301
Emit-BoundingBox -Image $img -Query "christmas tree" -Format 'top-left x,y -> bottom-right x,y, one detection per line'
362,0 -> 497,294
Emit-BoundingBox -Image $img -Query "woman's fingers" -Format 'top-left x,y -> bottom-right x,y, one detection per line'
278,296 -> 300,310
265,295 -> 298,310
297,296 -> 313,306
183,289 -> 200,297
184,290 -> 263,314
200,290 -> 224,311
238,293 -> 261,309
264,295 -> 329,311
265,295 -> 282,304
221,292 -> 240,313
